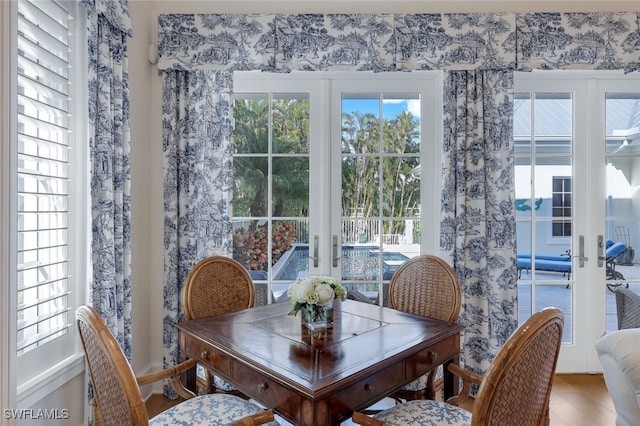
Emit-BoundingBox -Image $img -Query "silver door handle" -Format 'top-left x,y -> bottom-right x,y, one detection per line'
574,235 -> 587,267
332,235 -> 340,267
310,235 -> 319,267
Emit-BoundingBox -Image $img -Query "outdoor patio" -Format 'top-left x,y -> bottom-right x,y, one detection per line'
517,264 -> 639,341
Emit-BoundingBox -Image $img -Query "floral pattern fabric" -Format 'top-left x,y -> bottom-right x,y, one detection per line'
394,14 -> 516,71
158,11 -> 640,398
150,393 -> 280,426
81,0 -> 132,422
81,0 -> 132,37
161,69 -> 235,396
84,0 -> 133,361
441,69 -> 518,380
372,399 -> 471,425
516,12 -> 640,72
157,12 -> 640,72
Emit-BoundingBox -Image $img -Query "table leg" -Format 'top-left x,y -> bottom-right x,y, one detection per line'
178,333 -> 197,393
184,362 -> 196,392
442,357 -> 460,399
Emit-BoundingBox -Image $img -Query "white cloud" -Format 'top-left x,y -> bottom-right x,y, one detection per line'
408,99 -> 420,118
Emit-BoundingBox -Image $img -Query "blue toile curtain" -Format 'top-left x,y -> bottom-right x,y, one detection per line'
156,11 -> 640,396
516,13 -> 640,72
81,0 -> 132,421
83,0 -> 133,357
441,69 -> 517,375
161,69 -> 234,396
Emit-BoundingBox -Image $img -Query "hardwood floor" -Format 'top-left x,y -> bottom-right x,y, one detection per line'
549,374 -> 616,426
146,373 -> 616,425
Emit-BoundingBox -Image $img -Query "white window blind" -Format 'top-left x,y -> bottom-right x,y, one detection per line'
16,0 -> 73,355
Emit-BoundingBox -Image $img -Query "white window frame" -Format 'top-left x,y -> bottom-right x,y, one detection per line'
233,72 -> 442,302
4,0 -> 88,409
551,175 -> 572,238
2,0 -> 15,417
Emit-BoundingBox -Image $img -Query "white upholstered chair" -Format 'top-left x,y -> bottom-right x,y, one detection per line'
595,328 -> 640,426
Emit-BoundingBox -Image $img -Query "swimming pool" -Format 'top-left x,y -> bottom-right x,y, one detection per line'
271,243 -> 409,281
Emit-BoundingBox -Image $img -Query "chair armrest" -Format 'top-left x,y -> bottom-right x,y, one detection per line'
229,409 -> 275,426
136,358 -> 197,400
448,363 -> 483,385
445,363 -> 483,406
351,411 -> 388,425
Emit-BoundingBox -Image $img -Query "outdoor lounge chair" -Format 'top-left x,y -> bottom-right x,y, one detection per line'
605,242 -> 629,292
517,242 -> 627,290
516,252 -> 571,281
517,254 -> 571,277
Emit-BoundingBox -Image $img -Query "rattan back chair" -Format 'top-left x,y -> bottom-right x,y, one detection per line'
388,255 -> 462,400
615,287 -> 640,330
182,256 -> 255,320
352,307 -> 565,426
182,256 -> 255,395
76,305 -> 277,426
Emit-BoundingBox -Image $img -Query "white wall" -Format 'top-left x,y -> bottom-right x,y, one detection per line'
129,0 -> 158,389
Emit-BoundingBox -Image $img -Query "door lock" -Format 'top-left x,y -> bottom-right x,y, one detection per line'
597,235 -> 605,267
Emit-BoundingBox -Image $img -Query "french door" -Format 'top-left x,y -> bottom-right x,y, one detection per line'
232,72 -> 441,306
514,72 -> 640,372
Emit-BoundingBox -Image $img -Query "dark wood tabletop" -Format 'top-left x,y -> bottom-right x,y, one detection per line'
177,299 -> 464,426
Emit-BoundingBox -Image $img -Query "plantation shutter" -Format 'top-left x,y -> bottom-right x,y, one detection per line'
16,0 -> 73,355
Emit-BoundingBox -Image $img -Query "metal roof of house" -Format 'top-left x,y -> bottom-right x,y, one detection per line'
514,94 -> 640,153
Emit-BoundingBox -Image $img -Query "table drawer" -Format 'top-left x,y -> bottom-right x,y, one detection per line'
329,362 -> 404,410
232,362 -> 302,415
406,336 -> 459,378
183,337 -> 232,379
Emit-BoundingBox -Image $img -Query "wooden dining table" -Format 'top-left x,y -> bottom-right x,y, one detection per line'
176,299 -> 464,426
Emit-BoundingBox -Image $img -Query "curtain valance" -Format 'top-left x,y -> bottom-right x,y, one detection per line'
157,12 -> 640,73
517,13 -> 640,72
80,0 -> 132,36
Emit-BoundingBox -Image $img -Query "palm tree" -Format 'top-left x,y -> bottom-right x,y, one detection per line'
341,110 -> 381,218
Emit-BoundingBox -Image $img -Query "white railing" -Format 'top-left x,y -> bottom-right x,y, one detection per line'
342,218 -> 380,244
234,218 -> 411,245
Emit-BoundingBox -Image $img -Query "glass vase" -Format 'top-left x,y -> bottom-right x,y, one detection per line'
301,303 -> 334,330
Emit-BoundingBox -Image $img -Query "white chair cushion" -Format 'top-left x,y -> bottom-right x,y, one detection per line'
150,393 -> 280,425
595,329 -> 640,426
373,400 -> 471,426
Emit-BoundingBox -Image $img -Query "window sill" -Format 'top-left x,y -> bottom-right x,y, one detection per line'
16,354 -> 85,408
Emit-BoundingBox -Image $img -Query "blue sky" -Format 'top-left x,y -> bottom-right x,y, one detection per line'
342,98 -> 421,120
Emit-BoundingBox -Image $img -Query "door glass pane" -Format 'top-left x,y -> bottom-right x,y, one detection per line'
605,93 -> 640,332
534,93 -> 572,154
514,93 -> 532,154
340,93 -> 421,305
516,92 -> 574,343
232,94 -> 311,304
515,157 -> 532,218
272,95 -> 309,154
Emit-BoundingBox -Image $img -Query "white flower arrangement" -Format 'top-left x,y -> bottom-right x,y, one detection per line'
288,275 -> 347,323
